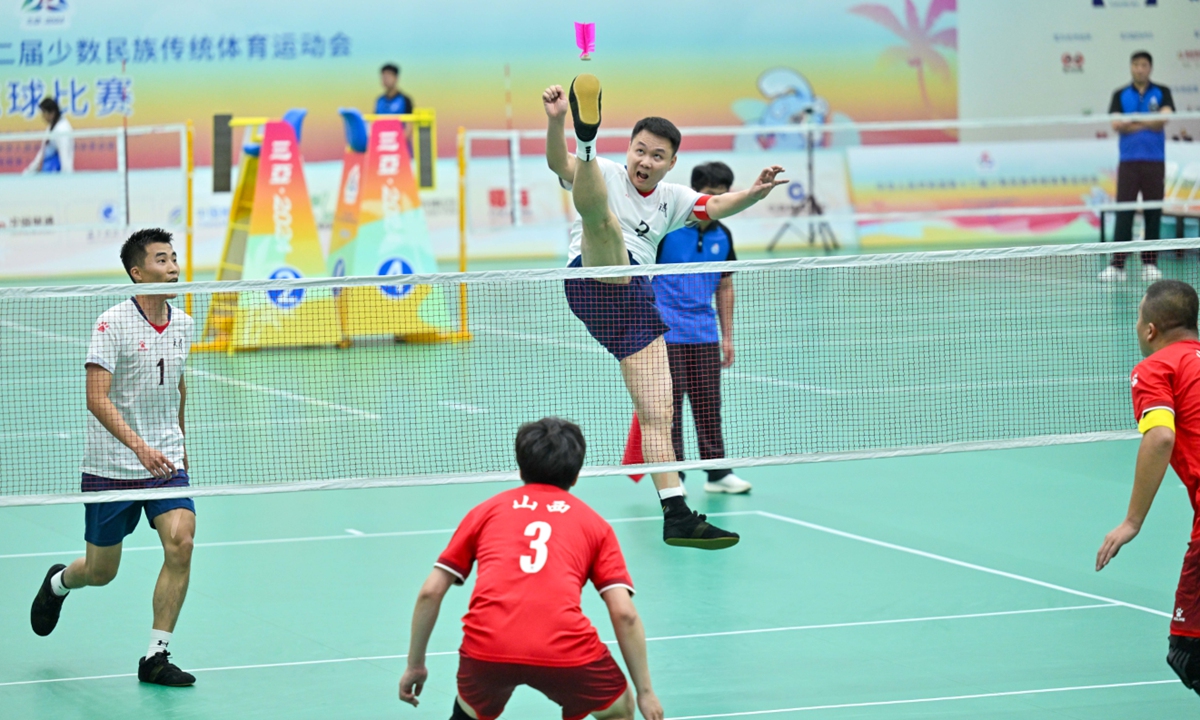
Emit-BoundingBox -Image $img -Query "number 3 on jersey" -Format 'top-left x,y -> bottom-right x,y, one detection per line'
520,521 -> 552,574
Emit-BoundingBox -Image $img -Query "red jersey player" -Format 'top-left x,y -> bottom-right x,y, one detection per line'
399,417 -> 663,720
1097,279 -> 1200,696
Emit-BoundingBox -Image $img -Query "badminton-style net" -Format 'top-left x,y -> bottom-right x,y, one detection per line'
3,239 -> 1197,506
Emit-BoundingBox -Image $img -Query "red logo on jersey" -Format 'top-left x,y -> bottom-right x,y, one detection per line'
138,340 -> 147,351
96,321 -> 108,333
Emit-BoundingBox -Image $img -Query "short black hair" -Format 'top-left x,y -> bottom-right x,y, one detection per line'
381,63 -> 400,75
1143,280 -> 1198,334
120,228 -> 174,281
1131,51 -> 1153,65
631,117 -> 682,155
38,97 -> 60,116
514,417 -> 586,490
691,161 -> 734,192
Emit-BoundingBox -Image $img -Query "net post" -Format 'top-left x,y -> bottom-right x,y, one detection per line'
185,120 -> 195,317
115,130 -> 128,227
458,126 -> 469,337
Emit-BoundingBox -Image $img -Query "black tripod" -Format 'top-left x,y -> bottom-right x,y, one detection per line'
767,111 -> 838,252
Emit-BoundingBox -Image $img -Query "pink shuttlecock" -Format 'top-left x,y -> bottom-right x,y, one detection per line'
575,22 -> 595,61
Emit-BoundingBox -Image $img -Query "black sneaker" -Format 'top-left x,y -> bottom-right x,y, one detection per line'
568,74 -> 602,145
31,564 -> 68,637
138,651 -> 196,687
663,511 -> 740,550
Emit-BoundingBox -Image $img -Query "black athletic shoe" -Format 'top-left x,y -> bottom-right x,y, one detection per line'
663,511 -> 740,550
31,564 -> 68,637
568,74 -> 602,144
138,652 -> 196,687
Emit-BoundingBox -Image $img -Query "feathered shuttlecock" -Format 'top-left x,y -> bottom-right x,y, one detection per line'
575,22 -> 595,61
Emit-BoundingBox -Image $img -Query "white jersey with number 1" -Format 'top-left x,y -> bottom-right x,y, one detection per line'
566,156 -> 703,266
81,299 -> 193,480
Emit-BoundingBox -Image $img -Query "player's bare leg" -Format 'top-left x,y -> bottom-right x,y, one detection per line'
151,507 -> 195,633
30,543 -> 121,637
620,337 -> 683,495
570,74 -> 630,276
592,687 -> 636,720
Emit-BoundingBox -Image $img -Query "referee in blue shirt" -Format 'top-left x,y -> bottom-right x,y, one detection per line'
653,162 -> 751,494
376,63 -> 415,147
1100,51 -> 1174,283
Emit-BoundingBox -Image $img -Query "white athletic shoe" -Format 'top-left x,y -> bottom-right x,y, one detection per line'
705,474 -> 752,494
1097,266 -> 1127,283
1142,264 -> 1163,282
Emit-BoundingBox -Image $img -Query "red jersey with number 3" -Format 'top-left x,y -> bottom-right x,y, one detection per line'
1131,339 -> 1200,532
436,484 -> 634,667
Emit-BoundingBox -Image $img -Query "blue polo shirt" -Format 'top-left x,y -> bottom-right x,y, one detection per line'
653,222 -> 736,345
375,91 -> 414,116
1109,82 -> 1174,162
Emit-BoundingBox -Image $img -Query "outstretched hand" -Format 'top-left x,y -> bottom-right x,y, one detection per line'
748,166 -> 787,201
543,85 -> 568,119
1096,520 -> 1140,571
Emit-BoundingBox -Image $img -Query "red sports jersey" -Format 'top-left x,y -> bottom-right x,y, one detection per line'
1131,339 -> 1200,533
436,484 -> 634,667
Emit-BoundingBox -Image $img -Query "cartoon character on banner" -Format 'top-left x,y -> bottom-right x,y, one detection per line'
731,68 -> 860,152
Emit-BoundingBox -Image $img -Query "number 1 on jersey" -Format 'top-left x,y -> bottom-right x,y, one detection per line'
520,521 -> 552,574
157,358 -> 165,385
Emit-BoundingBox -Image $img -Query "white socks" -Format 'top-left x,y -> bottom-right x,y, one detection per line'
575,139 -> 596,162
147,630 -> 172,659
50,569 -> 70,597
657,486 -> 685,500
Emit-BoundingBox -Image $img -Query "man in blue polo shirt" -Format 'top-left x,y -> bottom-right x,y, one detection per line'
376,63 -> 414,147
1100,51 -> 1175,283
653,162 -> 750,494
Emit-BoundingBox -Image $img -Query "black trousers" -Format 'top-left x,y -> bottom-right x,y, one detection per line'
667,342 -> 730,481
1112,160 -> 1165,270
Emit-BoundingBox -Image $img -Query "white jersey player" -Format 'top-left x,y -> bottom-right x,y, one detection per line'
31,229 -> 199,687
544,75 -> 786,550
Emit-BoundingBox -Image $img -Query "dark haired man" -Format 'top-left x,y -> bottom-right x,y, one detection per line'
30,228 -> 196,686
653,162 -> 749,495
1100,51 -> 1175,283
376,63 -> 414,116
542,74 -> 785,549
399,417 -> 663,720
1096,280 -> 1200,697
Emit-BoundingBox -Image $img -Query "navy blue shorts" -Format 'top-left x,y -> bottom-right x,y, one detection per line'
82,470 -> 195,547
564,254 -> 669,361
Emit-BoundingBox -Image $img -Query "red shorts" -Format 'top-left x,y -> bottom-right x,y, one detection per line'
1174,540 -> 1200,637
457,651 -> 628,720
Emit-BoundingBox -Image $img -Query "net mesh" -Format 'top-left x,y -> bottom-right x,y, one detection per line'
3,239 -> 1197,505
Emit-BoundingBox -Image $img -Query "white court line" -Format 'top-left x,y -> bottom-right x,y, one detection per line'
665,680 -> 1181,719
643,603 -> 1117,642
438,400 -> 490,415
187,368 -> 381,420
0,512 -> 757,560
0,605 -> 1115,688
756,511 -> 1172,618
344,529 -> 364,536
0,319 -> 380,421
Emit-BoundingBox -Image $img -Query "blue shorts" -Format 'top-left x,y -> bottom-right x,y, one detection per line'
82,471 -> 195,548
564,254 -> 669,361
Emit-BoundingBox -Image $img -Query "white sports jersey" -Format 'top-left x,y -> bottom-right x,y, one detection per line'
81,299 -> 193,480
567,157 -> 703,266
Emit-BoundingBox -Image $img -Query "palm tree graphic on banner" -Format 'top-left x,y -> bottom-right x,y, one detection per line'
851,0 -> 957,112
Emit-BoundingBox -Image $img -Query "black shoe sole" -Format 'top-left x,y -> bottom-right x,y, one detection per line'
31,563 -> 67,637
138,676 -> 196,687
664,536 -> 740,550
569,74 -> 601,142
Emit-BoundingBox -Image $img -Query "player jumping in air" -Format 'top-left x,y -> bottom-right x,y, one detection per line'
399,417 -> 663,720
544,74 -> 786,549
1097,280 -> 1200,698
30,229 -> 197,687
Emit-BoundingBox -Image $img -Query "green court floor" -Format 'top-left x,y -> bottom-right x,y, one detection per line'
1,440 -> 1197,719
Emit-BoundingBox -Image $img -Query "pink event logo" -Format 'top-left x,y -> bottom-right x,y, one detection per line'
1180,49 -> 1200,68
19,0 -> 71,30
1061,52 -> 1085,73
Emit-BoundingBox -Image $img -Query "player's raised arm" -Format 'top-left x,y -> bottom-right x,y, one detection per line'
602,588 -> 663,720
544,84 -> 576,183
398,567 -> 456,707
704,166 -> 787,221
1097,424 -> 1174,571
85,364 -> 175,479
